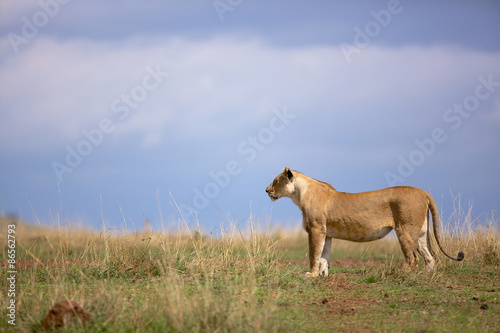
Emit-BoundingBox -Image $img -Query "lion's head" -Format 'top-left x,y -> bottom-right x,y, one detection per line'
266,167 -> 295,201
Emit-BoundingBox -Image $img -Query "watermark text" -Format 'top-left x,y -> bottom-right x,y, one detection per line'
384,73 -> 500,185
51,65 -> 169,183
179,106 -> 295,217
8,0 -> 72,54
6,224 -> 17,326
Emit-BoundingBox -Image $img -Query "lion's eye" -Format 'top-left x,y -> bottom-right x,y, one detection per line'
273,179 -> 277,186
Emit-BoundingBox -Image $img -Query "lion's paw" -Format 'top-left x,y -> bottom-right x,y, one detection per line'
305,271 -> 318,278
319,258 -> 329,277
305,259 -> 330,278
425,260 -> 436,272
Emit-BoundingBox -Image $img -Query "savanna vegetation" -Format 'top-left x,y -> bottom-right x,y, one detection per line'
0,200 -> 498,332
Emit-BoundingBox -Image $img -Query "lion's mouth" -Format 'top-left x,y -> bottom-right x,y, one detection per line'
270,195 -> 279,201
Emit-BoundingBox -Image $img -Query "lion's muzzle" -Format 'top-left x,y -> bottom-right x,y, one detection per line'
265,186 -> 279,201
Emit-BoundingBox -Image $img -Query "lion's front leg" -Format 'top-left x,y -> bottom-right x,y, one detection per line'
306,225 -> 326,277
318,258 -> 329,277
319,237 -> 332,276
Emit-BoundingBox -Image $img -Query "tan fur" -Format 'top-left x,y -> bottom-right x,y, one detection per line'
266,168 -> 464,277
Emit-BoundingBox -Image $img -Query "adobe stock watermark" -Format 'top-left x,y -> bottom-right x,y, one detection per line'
339,0 -> 406,64
6,223 -> 17,326
7,0 -> 72,54
212,0 -> 243,21
384,73 -> 500,186
178,106 -> 296,218
51,65 -> 169,183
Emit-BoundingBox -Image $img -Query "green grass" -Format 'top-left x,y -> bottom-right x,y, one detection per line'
0,210 -> 499,332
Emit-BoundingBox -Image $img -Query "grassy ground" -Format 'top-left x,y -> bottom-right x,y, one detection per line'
0,209 -> 498,332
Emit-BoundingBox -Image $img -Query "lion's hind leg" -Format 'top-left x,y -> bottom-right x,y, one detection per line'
417,214 -> 436,271
395,228 -> 420,270
394,203 -> 431,270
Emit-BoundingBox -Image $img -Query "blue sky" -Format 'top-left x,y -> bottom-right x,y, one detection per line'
1,0 -> 499,232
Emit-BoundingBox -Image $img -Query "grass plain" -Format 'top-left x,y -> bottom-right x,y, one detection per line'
0,203 -> 499,332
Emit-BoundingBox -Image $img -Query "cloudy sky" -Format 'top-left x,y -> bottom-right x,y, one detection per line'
1,0 -> 499,232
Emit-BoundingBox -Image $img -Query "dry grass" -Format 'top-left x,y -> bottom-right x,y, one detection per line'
0,214 -> 286,332
0,197 -> 498,332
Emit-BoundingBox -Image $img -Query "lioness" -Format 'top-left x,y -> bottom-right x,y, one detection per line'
266,168 -> 464,277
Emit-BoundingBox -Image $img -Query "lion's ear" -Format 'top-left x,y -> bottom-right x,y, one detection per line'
284,168 -> 293,180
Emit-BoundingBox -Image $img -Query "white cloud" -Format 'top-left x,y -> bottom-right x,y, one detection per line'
1,35 -> 499,155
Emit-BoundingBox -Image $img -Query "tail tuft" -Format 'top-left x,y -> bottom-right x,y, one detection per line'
457,252 -> 465,261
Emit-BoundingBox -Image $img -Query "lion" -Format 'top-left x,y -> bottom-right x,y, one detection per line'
266,168 -> 464,277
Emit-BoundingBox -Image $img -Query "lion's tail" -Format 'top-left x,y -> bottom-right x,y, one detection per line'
427,194 -> 465,262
